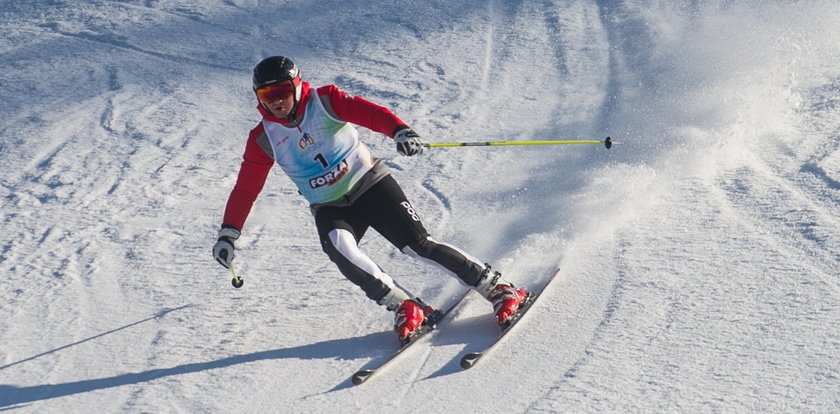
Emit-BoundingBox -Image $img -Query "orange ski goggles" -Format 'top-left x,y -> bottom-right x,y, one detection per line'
256,82 -> 296,104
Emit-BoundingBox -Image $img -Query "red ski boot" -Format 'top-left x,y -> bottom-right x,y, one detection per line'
488,284 -> 528,326
394,299 -> 434,342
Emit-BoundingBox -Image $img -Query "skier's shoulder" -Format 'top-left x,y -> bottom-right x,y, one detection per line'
248,120 -> 267,144
316,84 -> 363,108
248,118 -> 266,138
245,121 -> 273,161
316,83 -> 346,98
313,84 -> 354,120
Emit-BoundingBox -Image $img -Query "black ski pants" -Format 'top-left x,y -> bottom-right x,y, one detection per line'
315,175 -> 485,302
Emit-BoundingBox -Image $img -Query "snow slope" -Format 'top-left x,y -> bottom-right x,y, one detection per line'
1,0 -> 838,412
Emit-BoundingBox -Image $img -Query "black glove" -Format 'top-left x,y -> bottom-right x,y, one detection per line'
212,227 -> 240,268
394,128 -> 425,156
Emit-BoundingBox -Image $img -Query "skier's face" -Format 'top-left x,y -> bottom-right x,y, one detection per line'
257,82 -> 296,118
265,94 -> 295,118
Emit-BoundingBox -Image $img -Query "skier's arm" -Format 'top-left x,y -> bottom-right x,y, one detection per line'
222,127 -> 274,231
318,85 -> 408,137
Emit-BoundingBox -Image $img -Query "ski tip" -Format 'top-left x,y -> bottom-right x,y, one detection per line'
460,352 -> 482,370
351,370 -> 375,385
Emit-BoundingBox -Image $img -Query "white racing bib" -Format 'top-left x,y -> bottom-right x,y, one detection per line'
262,96 -> 374,204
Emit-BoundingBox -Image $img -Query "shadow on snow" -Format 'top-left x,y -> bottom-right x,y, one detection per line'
0,326 -> 392,407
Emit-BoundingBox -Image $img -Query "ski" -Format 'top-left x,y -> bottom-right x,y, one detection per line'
351,289 -> 470,385
460,268 -> 561,370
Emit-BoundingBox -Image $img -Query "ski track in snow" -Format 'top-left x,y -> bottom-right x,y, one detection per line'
2,0 -> 839,412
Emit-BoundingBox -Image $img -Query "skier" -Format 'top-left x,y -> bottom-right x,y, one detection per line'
212,56 -> 527,342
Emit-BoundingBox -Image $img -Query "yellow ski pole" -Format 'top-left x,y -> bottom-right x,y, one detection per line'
423,137 -> 615,149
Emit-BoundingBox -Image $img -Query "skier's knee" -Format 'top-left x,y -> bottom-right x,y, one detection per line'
405,236 -> 435,258
321,232 -> 391,302
321,237 -> 341,262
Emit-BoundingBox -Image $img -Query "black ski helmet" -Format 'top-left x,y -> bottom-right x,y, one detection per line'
252,56 -> 302,102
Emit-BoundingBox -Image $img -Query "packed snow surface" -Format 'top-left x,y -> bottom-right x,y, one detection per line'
1,0 -> 838,412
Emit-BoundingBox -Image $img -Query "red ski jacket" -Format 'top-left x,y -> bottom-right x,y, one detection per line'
221,82 -> 408,230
